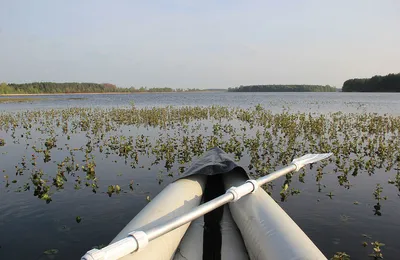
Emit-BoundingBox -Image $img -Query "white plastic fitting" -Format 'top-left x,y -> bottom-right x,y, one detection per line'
82,249 -> 104,260
245,179 -> 259,193
81,236 -> 138,260
227,182 -> 256,202
128,231 -> 149,251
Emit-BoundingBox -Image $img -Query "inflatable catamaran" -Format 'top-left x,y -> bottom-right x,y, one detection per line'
82,148 -> 331,260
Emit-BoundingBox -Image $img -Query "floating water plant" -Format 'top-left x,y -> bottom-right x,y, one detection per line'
369,241 -> 384,259
43,248 -> 59,255
373,184 -> 387,216
330,252 -> 350,260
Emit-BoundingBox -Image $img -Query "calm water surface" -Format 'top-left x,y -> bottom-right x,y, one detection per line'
1,92 -> 400,114
1,92 -> 400,259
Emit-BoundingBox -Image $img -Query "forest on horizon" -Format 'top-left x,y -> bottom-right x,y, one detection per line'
228,85 -> 337,92
2,73 -> 399,94
0,82 -> 208,94
342,73 -> 400,92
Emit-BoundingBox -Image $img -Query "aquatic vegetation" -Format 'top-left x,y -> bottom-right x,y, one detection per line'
0,106 -> 398,204
4,175 -> 9,187
31,169 -> 52,203
330,252 -> 350,260
327,192 -> 335,199
45,137 -> 57,149
362,234 -> 373,239
107,184 -> 121,197
43,248 -> 59,255
388,169 -> 400,191
0,138 -> 5,146
0,104 -> 398,258
369,241 -> 384,259
373,184 -> 387,216
76,216 -> 82,223
361,234 -> 385,259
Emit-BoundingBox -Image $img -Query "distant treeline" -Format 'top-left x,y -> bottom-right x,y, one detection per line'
228,85 -> 337,92
0,82 -> 123,94
0,82 -> 217,94
342,73 -> 400,92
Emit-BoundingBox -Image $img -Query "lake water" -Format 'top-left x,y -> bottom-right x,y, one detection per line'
0,92 -> 400,259
1,92 -> 400,115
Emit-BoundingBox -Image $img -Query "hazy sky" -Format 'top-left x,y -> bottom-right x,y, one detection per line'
0,1 -> 399,89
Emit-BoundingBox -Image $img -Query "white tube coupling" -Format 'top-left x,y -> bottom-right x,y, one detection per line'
227,182 -> 256,202
245,179 -> 258,193
82,249 -> 104,260
291,161 -> 302,172
128,231 -> 149,251
81,236 -> 139,260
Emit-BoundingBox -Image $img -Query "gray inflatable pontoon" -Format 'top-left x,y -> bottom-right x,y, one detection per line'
82,148 -> 328,260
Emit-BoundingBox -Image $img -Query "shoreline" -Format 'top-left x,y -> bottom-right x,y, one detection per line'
0,91 -> 224,97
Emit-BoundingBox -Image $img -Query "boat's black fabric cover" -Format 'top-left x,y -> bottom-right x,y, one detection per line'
177,147 -> 249,180
175,147 -> 250,260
